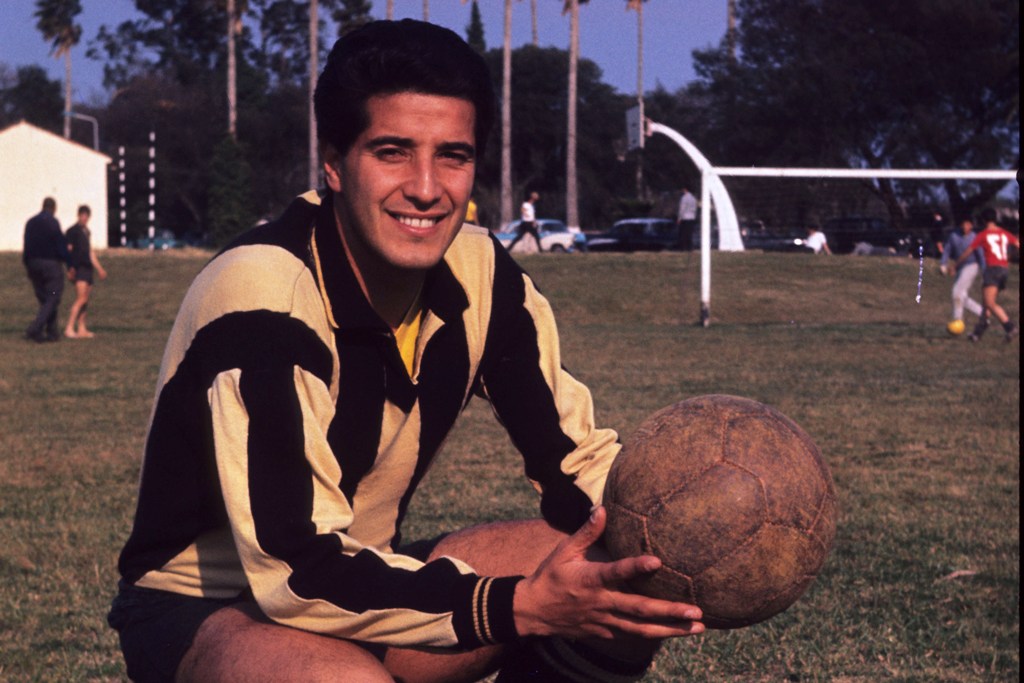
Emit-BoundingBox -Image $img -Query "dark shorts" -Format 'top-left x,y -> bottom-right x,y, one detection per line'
107,537 -> 444,681
72,265 -> 94,284
982,266 -> 1009,290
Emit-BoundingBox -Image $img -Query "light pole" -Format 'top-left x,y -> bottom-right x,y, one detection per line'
64,110 -> 99,151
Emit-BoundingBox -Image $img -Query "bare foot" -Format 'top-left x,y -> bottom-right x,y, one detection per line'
64,329 -> 79,339
77,330 -> 96,339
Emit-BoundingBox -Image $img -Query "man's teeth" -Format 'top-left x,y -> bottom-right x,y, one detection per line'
397,216 -> 439,229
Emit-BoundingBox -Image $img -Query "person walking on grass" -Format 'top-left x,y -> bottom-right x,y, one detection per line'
507,190 -> 540,252
22,197 -> 73,343
956,207 -> 1019,343
940,215 -> 984,332
107,20 -> 704,683
64,205 -> 108,339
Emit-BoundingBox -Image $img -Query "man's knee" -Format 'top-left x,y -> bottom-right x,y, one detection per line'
177,603 -> 393,683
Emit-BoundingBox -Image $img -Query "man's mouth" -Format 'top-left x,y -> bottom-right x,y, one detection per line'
391,213 -> 444,230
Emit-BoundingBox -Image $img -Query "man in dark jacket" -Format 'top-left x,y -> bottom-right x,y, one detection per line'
23,197 -> 73,342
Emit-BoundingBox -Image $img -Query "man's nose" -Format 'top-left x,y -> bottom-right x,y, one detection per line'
404,157 -> 442,206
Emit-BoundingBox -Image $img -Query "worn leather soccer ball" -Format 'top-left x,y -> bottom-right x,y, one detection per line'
603,395 -> 837,629
947,319 -> 966,336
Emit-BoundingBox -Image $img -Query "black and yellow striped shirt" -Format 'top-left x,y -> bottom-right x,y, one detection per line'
117,191 -> 620,650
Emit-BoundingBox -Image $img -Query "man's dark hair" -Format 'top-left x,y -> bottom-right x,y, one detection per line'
979,206 -> 998,225
42,197 -> 56,212
314,19 -> 496,160
78,204 -> 91,216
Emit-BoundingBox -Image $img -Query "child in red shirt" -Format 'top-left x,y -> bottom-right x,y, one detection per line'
956,207 -> 1020,342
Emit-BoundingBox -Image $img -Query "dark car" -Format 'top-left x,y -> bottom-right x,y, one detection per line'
585,218 -> 681,252
821,216 -> 917,255
741,222 -> 812,253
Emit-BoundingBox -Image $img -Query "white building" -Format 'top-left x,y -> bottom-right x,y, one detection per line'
0,121 -> 111,252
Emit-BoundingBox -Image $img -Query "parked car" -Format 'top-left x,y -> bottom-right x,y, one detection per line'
821,216 -> 917,255
130,230 -> 185,250
585,218 -> 682,252
741,222 -> 813,253
495,219 -> 585,253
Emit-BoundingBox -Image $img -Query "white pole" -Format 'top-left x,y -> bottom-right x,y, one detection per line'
712,167 -> 1017,180
700,170 -> 712,327
118,146 -> 127,246
148,131 -> 156,250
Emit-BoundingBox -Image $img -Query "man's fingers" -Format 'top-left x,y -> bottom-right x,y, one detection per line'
562,506 -> 607,556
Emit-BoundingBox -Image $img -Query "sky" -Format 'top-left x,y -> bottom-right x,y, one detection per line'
0,0 -> 729,105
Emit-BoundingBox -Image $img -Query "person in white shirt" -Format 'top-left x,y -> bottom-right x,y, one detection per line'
676,187 -> 698,251
508,191 -> 540,251
805,224 -> 831,254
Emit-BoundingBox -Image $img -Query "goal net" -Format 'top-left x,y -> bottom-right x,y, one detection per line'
716,168 -> 1019,255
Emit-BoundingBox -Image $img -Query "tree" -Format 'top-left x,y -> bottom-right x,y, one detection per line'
309,0 -> 319,189
692,0 -> 1020,224
208,134 -> 255,246
480,45 -> 628,228
628,0 -> 647,199
466,0 -> 486,54
330,0 -> 373,38
34,0 -> 82,139
0,64 -> 63,132
562,0 -> 590,231
500,0 -> 514,227
227,0 -> 240,139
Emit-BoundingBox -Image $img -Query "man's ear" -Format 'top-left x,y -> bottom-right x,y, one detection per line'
321,143 -> 343,193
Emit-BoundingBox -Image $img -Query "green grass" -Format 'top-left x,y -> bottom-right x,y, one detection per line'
0,248 -> 1018,681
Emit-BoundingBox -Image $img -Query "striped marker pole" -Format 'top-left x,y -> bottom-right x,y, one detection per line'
148,131 -> 156,250
118,146 -> 127,246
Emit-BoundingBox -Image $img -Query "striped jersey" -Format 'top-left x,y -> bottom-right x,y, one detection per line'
116,190 -> 620,650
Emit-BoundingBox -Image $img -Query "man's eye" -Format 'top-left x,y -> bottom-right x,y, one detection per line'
440,151 -> 473,164
375,148 -> 407,161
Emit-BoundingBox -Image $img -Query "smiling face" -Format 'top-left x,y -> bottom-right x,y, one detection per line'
323,92 -> 477,287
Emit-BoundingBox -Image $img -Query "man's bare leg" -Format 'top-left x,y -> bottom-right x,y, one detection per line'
176,601 -> 394,683
176,520 -> 568,683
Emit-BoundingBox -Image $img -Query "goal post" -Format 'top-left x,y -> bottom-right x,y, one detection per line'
625,112 -> 1018,327
700,166 -> 1017,326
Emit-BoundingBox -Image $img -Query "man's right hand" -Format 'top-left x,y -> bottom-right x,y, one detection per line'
511,506 -> 705,642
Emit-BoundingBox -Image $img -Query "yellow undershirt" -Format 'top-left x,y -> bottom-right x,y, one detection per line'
393,297 -> 423,377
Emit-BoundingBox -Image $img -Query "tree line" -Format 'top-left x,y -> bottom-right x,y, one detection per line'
1,0 -> 1017,247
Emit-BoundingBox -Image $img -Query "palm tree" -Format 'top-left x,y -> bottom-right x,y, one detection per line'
309,0 -> 319,188
500,0 -> 514,228
629,0 -> 647,199
386,0 -> 394,20
227,0 -> 238,140
563,0 -> 588,231
530,0 -> 538,46
34,0 -> 82,139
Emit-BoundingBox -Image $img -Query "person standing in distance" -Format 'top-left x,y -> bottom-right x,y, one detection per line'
956,207 -> 1019,342
939,215 -> 984,331
22,197 -> 73,343
676,186 -> 698,251
508,190 -> 540,252
107,20 -> 703,683
64,204 -> 108,339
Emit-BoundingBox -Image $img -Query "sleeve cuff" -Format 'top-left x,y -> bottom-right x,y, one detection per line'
452,575 -> 523,648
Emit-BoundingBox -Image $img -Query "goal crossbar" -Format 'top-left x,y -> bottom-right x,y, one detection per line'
712,167 -> 1017,180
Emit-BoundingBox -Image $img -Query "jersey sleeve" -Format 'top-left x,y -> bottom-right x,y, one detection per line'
478,243 -> 620,533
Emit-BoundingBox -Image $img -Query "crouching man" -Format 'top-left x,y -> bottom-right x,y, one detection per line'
108,20 -> 704,683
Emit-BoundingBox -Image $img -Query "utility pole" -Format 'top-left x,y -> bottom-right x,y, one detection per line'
227,0 -> 237,140
309,0 -> 319,189
635,0 -> 645,200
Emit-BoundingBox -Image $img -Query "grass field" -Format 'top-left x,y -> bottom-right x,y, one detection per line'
0,247 -> 1018,682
